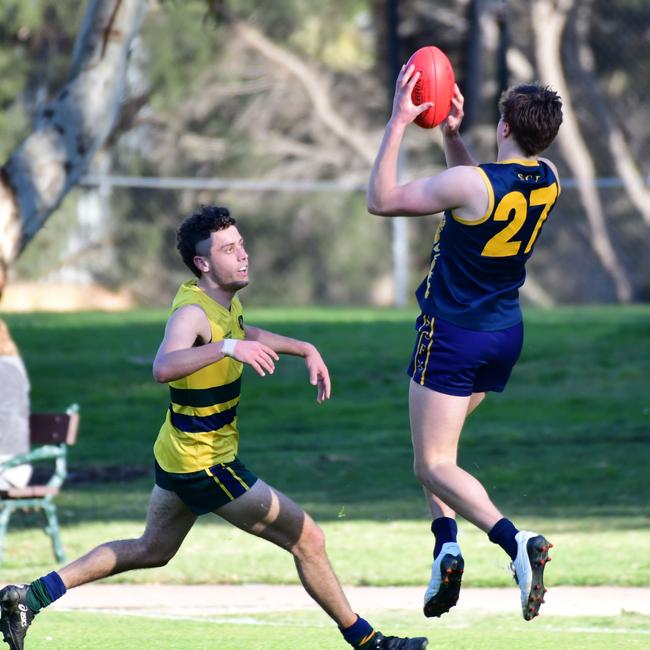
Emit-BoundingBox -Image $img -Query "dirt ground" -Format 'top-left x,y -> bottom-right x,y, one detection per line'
49,584 -> 650,618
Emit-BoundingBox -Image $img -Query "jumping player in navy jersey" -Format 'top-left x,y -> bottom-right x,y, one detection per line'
368,67 -> 563,622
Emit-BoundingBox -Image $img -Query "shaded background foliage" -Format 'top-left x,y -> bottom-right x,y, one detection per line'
2,0 -> 649,306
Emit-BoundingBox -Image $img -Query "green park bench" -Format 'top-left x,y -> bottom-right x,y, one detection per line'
0,408 -> 80,563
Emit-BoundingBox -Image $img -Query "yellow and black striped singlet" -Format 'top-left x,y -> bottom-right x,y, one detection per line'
153,280 -> 245,473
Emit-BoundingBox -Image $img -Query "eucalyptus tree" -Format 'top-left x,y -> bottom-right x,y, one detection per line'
0,0 -> 147,294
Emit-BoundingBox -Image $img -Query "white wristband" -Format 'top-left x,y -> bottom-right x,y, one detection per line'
222,338 -> 237,357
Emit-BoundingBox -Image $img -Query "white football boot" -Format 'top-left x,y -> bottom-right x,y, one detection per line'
423,542 -> 464,618
511,530 -> 553,620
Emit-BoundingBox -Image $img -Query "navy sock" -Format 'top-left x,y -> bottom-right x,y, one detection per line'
488,518 -> 519,561
431,517 -> 458,559
340,615 -> 375,647
25,571 -> 67,612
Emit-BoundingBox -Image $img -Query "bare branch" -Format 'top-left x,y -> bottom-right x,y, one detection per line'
531,0 -> 632,302
573,3 -> 650,227
231,19 -> 378,166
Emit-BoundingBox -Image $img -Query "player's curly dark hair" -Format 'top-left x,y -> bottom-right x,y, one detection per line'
499,83 -> 563,156
177,205 -> 236,277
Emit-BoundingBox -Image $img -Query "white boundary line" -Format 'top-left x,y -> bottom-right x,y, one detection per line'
59,608 -> 326,628
57,608 -> 650,636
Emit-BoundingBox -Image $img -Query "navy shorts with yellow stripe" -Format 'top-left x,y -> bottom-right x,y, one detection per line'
407,313 -> 524,397
154,457 -> 258,515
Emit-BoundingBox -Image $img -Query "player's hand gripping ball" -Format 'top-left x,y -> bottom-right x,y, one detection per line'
406,46 -> 455,129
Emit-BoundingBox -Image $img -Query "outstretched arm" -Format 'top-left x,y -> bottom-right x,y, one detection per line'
367,67 -> 482,218
441,85 -> 478,168
367,64 -> 431,216
245,325 -> 331,403
153,305 -> 278,383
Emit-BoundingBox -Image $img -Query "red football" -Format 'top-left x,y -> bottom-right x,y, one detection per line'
406,46 -> 455,129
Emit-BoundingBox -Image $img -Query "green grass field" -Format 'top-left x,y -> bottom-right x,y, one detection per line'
1,306 -> 649,587
1,305 -> 649,648
22,609 -> 650,649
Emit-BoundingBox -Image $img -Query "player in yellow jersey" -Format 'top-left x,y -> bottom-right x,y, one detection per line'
0,206 -> 427,650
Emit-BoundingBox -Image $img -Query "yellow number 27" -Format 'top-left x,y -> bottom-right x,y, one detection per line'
481,183 -> 558,258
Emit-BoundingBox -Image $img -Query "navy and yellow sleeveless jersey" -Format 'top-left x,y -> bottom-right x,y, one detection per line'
416,159 -> 560,331
154,280 -> 246,473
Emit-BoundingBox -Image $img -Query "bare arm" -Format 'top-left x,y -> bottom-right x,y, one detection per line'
370,164 -> 485,217
245,325 -> 331,403
443,132 -> 477,168
441,85 -> 478,168
367,118 -> 412,216
367,67 -> 485,218
152,305 -> 278,383
367,64 -> 430,216
152,305 -> 223,383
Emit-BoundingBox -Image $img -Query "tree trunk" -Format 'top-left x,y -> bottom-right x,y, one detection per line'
573,1 -> 650,227
0,0 -> 147,295
531,0 -> 632,302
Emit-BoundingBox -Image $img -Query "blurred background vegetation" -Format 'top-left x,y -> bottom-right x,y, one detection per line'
1,0 -> 650,308
0,1 -> 648,600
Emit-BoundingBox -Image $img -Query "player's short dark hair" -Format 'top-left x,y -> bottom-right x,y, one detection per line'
499,83 -> 563,156
177,205 -> 236,277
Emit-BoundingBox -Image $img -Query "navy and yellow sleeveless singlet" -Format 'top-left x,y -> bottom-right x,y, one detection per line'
154,280 -> 246,473
416,159 -> 560,331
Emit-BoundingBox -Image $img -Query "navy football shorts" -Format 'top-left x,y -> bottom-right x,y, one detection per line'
407,314 -> 524,397
155,457 -> 258,515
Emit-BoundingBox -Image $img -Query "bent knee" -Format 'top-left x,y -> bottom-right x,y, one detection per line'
138,537 -> 177,568
291,518 -> 326,559
413,458 -> 455,487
